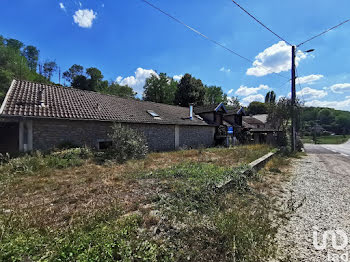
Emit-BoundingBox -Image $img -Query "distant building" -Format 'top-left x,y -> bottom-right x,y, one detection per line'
243,114 -> 283,145
194,103 -> 246,147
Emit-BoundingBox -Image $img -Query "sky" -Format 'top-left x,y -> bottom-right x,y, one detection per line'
1,0 -> 350,110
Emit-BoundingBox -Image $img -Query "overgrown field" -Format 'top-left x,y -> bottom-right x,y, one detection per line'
0,145 -> 291,261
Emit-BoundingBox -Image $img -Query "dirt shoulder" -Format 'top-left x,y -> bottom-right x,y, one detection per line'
274,152 -> 350,261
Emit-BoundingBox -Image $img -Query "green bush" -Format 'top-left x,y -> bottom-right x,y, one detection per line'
107,123 -> 148,163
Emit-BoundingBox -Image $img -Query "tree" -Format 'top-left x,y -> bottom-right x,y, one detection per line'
143,73 -> 177,104
336,115 -> 350,134
267,97 -> 302,132
0,69 -> 13,102
174,73 -> 206,106
247,101 -> 268,115
43,61 -> 57,81
265,91 -> 276,104
22,46 -> 39,71
318,109 -> 335,125
0,38 -> 49,102
98,82 -> 136,99
6,38 -> 24,52
0,35 -> 4,46
72,75 -> 89,90
204,85 -> 227,104
86,67 -> 104,91
228,96 -> 242,109
63,64 -> 84,83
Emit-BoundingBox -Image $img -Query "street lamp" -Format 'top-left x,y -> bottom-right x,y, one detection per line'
305,49 -> 315,53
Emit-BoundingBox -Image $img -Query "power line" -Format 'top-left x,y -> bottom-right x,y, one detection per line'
276,78 -> 291,90
140,0 -> 289,79
295,67 -> 306,104
230,0 -> 292,46
297,19 -> 350,47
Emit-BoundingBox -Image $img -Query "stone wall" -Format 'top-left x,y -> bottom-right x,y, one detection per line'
32,119 -> 215,152
32,119 -> 112,151
179,125 -> 215,148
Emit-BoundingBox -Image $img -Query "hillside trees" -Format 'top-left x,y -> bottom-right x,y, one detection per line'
0,35 -> 49,102
22,46 -> 39,71
301,107 -> 350,134
43,61 -> 57,81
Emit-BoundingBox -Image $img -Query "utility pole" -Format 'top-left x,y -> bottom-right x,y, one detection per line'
291,45 -> 296,152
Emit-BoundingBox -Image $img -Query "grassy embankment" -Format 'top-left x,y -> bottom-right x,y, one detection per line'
301,135 -> 350,144
0,145 -> 291,261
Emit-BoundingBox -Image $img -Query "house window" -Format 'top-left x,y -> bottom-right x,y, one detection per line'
98,140 -> 113,150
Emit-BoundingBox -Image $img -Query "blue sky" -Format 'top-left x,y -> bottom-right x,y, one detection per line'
1,0 -> 350,110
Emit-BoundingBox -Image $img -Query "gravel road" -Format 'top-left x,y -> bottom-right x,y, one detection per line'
275,144 -> 350,262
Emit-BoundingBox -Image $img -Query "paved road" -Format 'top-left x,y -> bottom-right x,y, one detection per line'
275,142 -> 350,261
304,140 -> 350,157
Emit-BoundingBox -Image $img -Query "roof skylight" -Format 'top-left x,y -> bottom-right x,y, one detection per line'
147,110 -> 160,118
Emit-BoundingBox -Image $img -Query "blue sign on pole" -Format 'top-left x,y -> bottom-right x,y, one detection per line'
228,126 -> 234,134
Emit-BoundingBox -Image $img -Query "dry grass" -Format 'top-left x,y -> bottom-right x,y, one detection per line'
249,155 -> 292,196
0,144 -> 271,230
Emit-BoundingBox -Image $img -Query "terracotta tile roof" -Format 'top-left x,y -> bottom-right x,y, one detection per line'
0,80 -> 210,126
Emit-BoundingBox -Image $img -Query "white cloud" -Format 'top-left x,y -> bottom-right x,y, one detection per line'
329,83 -> 350,94
220,67 -> 231,73
73,9 -> 97,28
59,2 -> 66,11
116,68 -> 158,95
116,76 -> 123,83
235,84 -> 269,96
293,87 -> 328,100
247,41 -> 307,77
173,75 -> 183,82
242,94 -> 265,105
227,89 -> 234,95
305,98 -> 350,110
297,74 -> 324,85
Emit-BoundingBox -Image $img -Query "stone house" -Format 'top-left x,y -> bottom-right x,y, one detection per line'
0,80 -> 217,153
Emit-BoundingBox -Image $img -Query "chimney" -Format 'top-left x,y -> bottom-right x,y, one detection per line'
38,88 -> 45,107
189,103 -> 194,120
